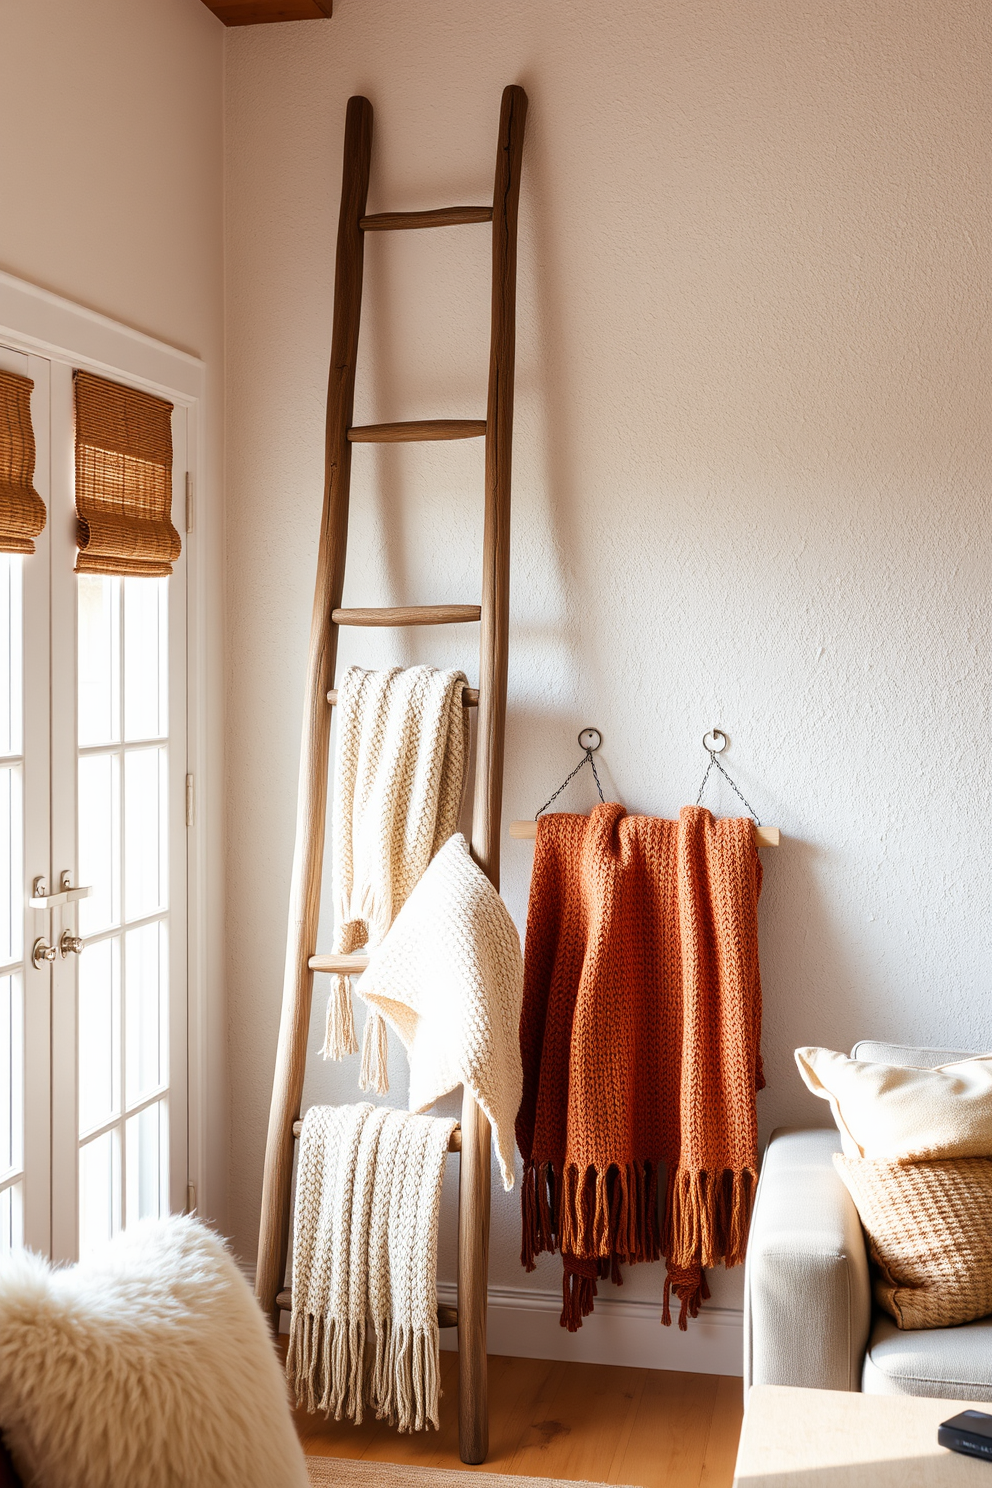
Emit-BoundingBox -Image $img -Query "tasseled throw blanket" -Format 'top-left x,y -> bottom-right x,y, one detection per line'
288,1103 -> 457,1432
323,666 -> 468,1091
516,802 -> 764,1332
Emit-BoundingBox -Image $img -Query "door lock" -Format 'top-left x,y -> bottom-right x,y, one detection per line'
59,931 -> 84,957
32,938 -> 57,969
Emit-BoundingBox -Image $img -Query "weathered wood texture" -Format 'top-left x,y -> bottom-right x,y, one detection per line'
459,83 -> 528,1467
254,94 -> 371,1331
202,0 -> 331,23
361,207 -> 493,231
332,605 -> 481,627
255,84 -> 527,1470
347,420 -> 486,442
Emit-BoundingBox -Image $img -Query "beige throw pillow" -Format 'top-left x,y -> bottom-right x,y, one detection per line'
795,1046 -> 992,1159
834,1154 -> 992,1330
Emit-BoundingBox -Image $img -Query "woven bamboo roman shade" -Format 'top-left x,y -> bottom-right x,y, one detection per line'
74,371 -> 181,576
0,369 -> 47,554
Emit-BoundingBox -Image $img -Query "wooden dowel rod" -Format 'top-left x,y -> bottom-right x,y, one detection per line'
347,419 -> 486,443
308,952 -> 369,973
327,686 -> 479,706
333,604 -> 481,627
509,818 -> 781,847
361,207 -> 492,231
290,1118 -> 462,1150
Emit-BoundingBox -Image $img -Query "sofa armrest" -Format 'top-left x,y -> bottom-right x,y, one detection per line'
744,1127 -> 872,1392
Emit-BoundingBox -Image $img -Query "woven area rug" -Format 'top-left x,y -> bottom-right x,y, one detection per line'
305,1457 -> 615,1488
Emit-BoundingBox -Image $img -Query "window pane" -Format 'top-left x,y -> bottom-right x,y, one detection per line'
0,765 -> 22,966
78,752 -> 121,935
125,922 -> 166,1105
78,938 -> 120,1135
0,1183 -> 23,1252
123,578 -> 167,741
77,575 -> 120,747
79,1129 -> 120,1257
0,556 -> 22,757
125,1100 -> 167,1227
0,974 -> 23,1176
123,747 -> 167,921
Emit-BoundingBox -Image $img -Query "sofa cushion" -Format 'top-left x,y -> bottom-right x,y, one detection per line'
835,1154 -> 992,1329
864,1312 -> 992,1401
796,1046 -> 992,1160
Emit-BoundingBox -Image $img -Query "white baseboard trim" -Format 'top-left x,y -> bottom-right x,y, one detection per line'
437,1283 -> 743,1377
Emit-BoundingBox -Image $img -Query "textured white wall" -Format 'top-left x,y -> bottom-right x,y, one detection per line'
0,0 -> 228,1226
224,0 -> 991,1325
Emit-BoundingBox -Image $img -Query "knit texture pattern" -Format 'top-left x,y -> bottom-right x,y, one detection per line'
288,1103 -> 457,1432
358,833 -> 524,1191
323,666 -> 469,1090
516,802 -> 764,1331
833,1154 -> 992,1330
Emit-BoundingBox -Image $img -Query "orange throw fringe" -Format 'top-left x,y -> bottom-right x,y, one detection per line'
516,803 -> 764,1331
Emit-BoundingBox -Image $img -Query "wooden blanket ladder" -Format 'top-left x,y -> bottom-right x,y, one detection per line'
254,85 -> 527,1466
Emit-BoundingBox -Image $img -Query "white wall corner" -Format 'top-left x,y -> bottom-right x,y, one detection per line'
437,1284 -> 744,1376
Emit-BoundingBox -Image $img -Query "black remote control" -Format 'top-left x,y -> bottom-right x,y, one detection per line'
939,1410 -> 992,1463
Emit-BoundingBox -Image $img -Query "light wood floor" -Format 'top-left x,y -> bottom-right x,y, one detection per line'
291,1350 -> 744,1487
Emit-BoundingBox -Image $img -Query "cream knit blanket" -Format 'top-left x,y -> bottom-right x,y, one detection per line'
288,1103 -> 457,1432
323,666 -> 469,1090
358,834 -> 524,1191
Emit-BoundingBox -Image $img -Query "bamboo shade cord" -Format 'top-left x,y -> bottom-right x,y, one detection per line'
73,371 -> 181,576
0,370 -> 46,554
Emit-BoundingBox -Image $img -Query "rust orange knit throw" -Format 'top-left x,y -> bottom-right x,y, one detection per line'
516,802 -> 764,1332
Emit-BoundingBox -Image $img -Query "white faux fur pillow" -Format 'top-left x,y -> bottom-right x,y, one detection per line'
0,1215 -> 308,1488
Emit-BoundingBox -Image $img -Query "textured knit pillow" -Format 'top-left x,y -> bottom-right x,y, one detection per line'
0,1216 -> 308,1488
796,1046 -> 992,1159
834,1154 -> 992,1329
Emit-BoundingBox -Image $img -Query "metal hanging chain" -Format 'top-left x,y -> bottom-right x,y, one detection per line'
536,730 -> 606,818
695,729 -> 762,824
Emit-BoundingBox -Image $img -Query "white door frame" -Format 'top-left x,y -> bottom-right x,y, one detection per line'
0,268 -> 216,1236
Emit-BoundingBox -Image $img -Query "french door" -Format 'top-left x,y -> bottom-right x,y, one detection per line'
0,342 -> 188,1261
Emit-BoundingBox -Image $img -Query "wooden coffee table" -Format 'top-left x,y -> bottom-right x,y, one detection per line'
735,1386 -> 992,1488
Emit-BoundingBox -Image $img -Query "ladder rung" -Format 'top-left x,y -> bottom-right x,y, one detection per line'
276,1288 -> 458,1328
309,952 -> 369,973
333,605 -> 481,627
291,1118 -> 462,1152
347,420 -> 486,443
327,686 -> 479,707
360,206 -> 492,231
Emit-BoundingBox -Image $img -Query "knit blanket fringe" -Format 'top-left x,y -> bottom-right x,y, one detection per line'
287,1309 -> 440,1432
521,1158 -> 758,1331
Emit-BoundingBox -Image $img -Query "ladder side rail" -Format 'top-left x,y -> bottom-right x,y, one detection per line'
458,82 -> 528,1467
255,94 -> 374,1328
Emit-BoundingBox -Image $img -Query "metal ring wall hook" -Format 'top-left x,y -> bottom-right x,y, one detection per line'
535,727 -> 606,817
695,728 -> 761,824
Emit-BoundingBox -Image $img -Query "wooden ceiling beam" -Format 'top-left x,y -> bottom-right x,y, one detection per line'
202,1 -> 332,24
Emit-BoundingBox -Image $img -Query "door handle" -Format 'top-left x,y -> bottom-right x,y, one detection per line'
59,931 -> 84,958
32,938 -> 57,969
29,873 -> 92,910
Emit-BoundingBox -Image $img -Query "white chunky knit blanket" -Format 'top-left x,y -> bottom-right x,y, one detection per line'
288,1103 -> 457,1432
358,834 -> 524,1191
323,666 -> 469,1090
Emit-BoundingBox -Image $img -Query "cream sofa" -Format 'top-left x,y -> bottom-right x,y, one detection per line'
744,1040 -> 992,1401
